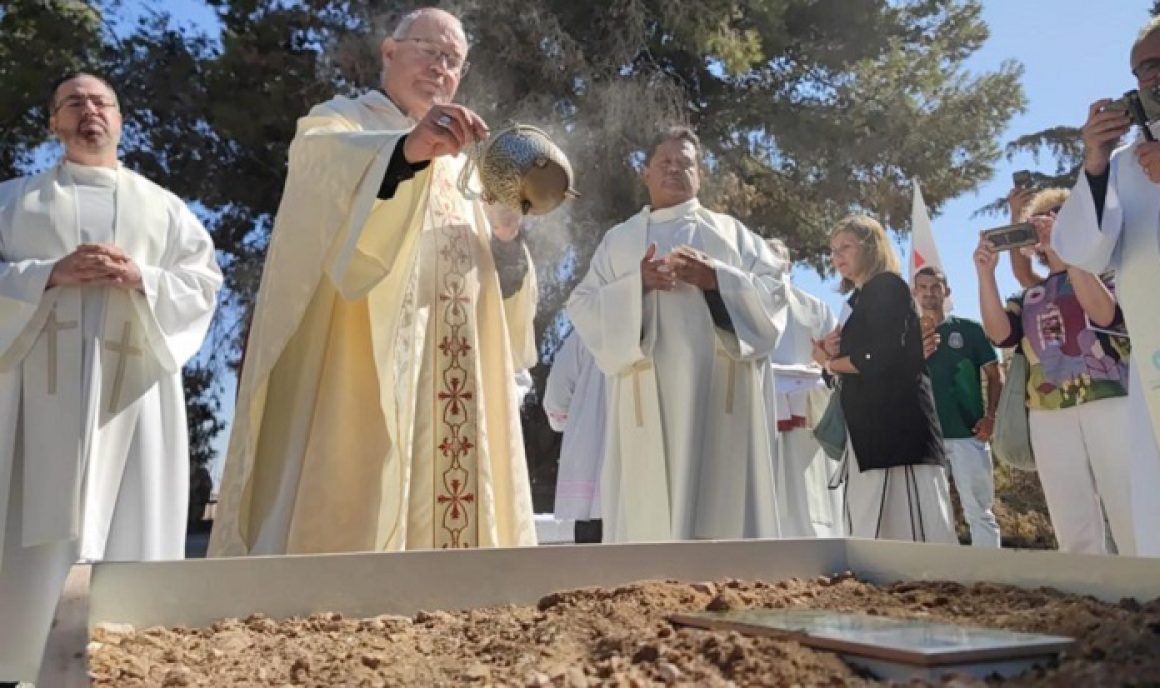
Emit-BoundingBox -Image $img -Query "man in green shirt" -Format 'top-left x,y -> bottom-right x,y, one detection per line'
914,267 -> 1003,547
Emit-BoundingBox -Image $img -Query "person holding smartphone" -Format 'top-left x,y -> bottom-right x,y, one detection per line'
1050,16 -> 1160,558
1007,171 -> 1048,289
976,188 -> 1134,556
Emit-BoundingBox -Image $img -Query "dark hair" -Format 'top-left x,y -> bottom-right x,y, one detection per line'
914,266 -> 947,286
49,72 -> 118,113
644,125 -> 701,165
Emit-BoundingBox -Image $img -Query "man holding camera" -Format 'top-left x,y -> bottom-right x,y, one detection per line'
1052,17 -> 1160,557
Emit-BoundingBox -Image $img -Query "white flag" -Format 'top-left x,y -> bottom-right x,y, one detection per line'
908,180 -> 944,280
908,180 -> 952,310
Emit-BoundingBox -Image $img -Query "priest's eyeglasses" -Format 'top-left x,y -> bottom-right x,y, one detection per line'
54,95 -> 119,113
400,37 -> 470,77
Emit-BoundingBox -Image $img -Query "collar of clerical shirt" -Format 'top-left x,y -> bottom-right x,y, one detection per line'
361,89 -> 419,126
62,159 -> 119,188
648,197 -> 701,223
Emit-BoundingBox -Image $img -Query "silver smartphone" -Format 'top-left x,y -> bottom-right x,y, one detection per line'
981,222 -> 1037,252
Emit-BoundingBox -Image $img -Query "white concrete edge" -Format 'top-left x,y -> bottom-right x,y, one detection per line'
88,539 -> 847,629
844,538 -> 1160,603
84,538 -> 1160,632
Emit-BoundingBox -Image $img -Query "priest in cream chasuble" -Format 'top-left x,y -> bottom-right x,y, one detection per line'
568,127 -> 788,543
210,8 -> 537,556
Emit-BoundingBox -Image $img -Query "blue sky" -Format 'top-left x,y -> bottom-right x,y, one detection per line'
792,1 -> 1151,320
165,1 -> 1153,480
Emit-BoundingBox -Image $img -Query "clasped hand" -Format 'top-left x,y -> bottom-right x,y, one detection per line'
640,243 -> 718,292
48,243 -> 142,290
810,329 -> 840,367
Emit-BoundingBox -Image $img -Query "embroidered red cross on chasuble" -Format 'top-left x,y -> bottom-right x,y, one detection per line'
430,163 -> 479,548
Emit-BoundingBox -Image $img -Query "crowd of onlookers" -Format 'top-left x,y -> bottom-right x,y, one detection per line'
546,17 -> 1160,557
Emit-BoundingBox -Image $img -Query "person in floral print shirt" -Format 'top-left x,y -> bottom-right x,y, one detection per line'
976,188 -> 1134,556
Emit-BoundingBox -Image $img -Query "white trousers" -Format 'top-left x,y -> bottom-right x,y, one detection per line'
844,452 -> 958,545
944,438 -> 1001,548
1029,396 -> 1134,556
1127,365 -> 1160,557
775,429 -> 844,538
0,455 -> 77,682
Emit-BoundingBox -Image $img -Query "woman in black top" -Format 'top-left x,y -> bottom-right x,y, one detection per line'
811,215 -> 957,544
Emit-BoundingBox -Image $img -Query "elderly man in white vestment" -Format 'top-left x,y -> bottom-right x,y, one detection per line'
762,238 -> 842,538
568,126 -> 787,543
0,73 -> 221,684
210,7 -> 537,556
1051,18 -> 1160,557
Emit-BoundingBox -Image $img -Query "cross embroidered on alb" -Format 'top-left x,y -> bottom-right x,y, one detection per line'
715,347 -> 737,415
105,321 -> 142,412
43,309 -> 78,395
622,359 -> 653,428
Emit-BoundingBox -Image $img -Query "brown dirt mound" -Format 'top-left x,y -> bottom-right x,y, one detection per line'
89,575 -> 1160,686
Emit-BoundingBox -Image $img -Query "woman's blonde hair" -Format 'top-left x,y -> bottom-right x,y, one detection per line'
830,214 -> 901,294
1021,187 -> 1069,220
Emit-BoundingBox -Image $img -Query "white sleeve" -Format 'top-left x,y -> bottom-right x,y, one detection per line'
1052,153 -> 1126,274
567,231 -> 652,376
543,331 -> 583,431
711,222 -> 788,361
817,299 -> 838,338
136,202 -> 224,370
0,184 -> 56,368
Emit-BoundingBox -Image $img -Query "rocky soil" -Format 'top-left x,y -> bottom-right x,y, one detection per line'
90,573 -> 1160,687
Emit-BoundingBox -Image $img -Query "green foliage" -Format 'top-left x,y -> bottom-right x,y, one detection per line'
93,0 -> 1025,338
976,126 -> 1085,218
0,0 -> 104,176
183,364 -> 226,468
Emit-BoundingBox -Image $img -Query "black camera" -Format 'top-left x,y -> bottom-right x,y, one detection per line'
1103,89 -> 1157,141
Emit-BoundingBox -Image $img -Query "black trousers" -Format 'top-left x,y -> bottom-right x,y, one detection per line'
574,519 -> 603,544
